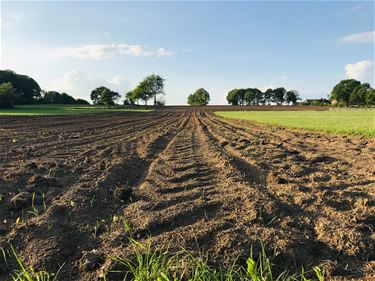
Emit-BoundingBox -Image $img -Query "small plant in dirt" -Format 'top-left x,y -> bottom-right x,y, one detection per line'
105,221 -> 325,281
27,193 -> 46,217
1,244 -> 63,281
107,238 -> 325,281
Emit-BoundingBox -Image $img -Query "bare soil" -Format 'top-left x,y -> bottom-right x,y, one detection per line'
0,109 -> 374,280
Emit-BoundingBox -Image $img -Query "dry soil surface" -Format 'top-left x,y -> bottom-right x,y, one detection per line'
0,110 -> 374,280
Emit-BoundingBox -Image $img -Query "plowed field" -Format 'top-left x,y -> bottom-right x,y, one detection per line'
0,110 -> 374,280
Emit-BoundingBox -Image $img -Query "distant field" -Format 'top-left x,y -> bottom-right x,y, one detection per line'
215,109 -> 375,137
0,104 -> 151,115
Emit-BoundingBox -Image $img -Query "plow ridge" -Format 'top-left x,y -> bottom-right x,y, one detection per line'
0,110 -> 374,280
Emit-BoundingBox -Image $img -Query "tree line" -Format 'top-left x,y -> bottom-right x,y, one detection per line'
330,79 -> 375,107
226,87 -> 299,106
0,70 -> 90,108
89,74 -> 166,108
1,69 -> 375,109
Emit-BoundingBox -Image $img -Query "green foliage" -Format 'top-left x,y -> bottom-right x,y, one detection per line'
273,87 -> 286,105
285,90 -> 300,105
330,79 -> 361,106
124,91 -> 136,105
90,86 -> 120,108
110,238 -> 325,281
41,91 -> 88,105
100,88 -> 121,108
365,88 -> 375,106
0,70 -> 41,104
226,87 -> 299,106
5,244 -> 62,281
216,110 -> 375,137
132,74 -> 165,107
187,88 -> 210,106
0,82 -> 16,108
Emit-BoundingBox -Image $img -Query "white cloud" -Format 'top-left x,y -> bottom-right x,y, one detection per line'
156,48 -> 175,57
341,31 -> 374,43
345,60 -> 374,83
53,43 -> 175,60
48,71 -> 131,101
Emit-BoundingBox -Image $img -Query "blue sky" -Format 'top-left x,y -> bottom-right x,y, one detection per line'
1,1 -> 374,105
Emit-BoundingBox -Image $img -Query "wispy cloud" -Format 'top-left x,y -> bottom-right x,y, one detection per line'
2,12 -> 24,29
345,60 -> 374,83
53,43 -> 175,59
48,71 -> 131,100
341,31 -> 374,43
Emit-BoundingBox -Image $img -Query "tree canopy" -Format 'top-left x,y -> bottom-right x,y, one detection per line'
90,86 -> 120,108
0,82 -> 16,108
330,79 -> 361,106
130,74 -> 165,107
226,87 -> 299,106
42,91 -> 89,105
187,88 -> 210,106
0,70 -> 41,104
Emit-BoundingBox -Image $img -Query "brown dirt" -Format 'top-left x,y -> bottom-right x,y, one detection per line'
0,110 -> 374,280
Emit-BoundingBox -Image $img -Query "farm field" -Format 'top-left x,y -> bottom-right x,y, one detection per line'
215,110 -> 375,137
0,104 -> 150,116
0,109 -> 374,280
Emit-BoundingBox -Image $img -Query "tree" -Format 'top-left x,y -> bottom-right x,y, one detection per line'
123,91 -> 136,105
91,86 -> 108,105
273,87 -> 286,105
0,82 -> 16,108
187,88 -> 210,106
330,79 -> 361,106
100,88 -> 121,108
365,88 -> 375,106
286,90 -> 299,105
43,91 -> 62,104
42,91 -> 88,104
90,86 -> 120,108
349,83 -> 371,106
227,89 -> 240,105
145,74 -> 165,106
60,92 -> 76,104
75,98 -> 90,105
264,88 -> 273,105
0,70 -> 41,104
244,89 -> 255,105
132,74 -> 165,107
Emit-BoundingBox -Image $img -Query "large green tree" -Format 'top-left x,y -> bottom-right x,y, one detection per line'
330,79 -> 361,106
123,90 -> 136,105
365,89 -> 375,106
349,83 -> 371,106
264,88 -> 273,105
286,90 -> 299,105
273,87 -> 286,105
226,89 -> 240,105
187,88 -> 210,106
100,88 -> 121,108
91,86 -> 108,105
132,74 -> 165,107
0,70 -> 41,104
90,86 -> 120,107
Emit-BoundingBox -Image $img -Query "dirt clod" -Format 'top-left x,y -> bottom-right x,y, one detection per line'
9,192 -> 31,211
